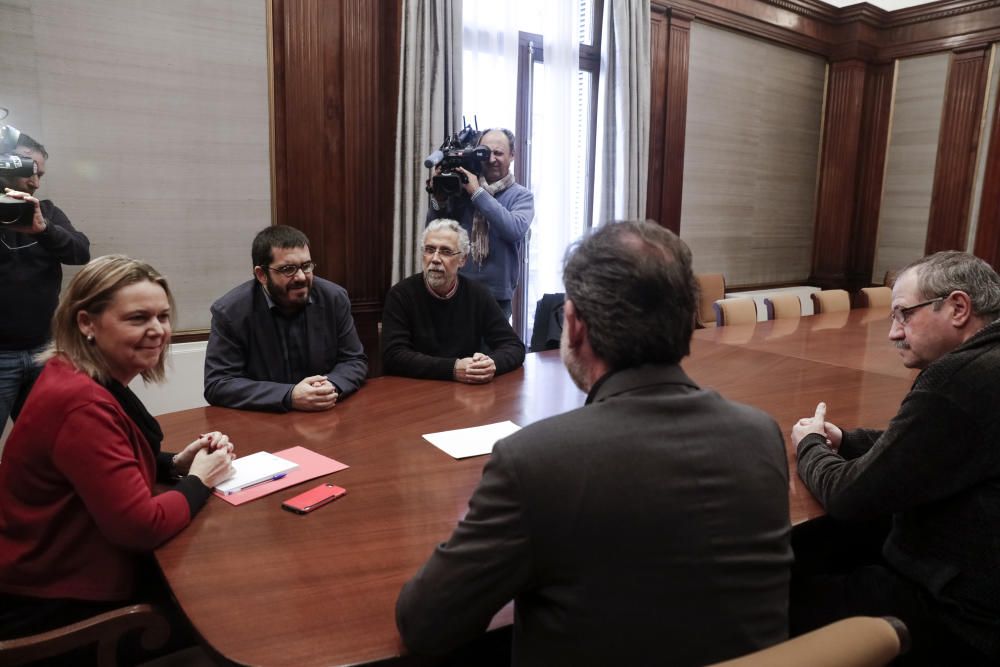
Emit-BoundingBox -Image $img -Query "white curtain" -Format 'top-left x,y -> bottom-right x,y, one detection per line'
593,0 -> 651,224
392,0 -> 463,285
524,3 -> 580,310
462,0 -> 580,325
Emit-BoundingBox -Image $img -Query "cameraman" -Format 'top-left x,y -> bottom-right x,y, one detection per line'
427,128 -> 534,318
0,133 -> 90,427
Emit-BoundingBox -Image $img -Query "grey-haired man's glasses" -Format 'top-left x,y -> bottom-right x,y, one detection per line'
422,245 -> 462,258
268,261 -> 317,277
889,296 -> 945,325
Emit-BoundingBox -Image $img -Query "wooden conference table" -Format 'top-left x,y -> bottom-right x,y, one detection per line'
155,307 -> 916,666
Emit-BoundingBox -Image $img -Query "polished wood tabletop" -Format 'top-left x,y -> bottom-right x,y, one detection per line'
155,308 -> 916,666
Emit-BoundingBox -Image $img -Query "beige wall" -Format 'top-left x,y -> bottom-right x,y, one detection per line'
679,22 -> 825,286
0,0 -> 271,331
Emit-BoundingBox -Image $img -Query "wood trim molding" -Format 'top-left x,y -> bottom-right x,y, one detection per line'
926,48 -> 990,253
651,0 -> 1000,61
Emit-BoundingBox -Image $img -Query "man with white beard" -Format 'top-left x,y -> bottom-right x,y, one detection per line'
381,219 -> 524,382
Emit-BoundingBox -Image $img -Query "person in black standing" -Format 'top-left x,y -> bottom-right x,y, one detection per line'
1,132 -> 90,426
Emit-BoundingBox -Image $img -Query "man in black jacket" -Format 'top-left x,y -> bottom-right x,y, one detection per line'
1,133 -> 90,426
791,251 -> 1000,666
397,221 -> 791,666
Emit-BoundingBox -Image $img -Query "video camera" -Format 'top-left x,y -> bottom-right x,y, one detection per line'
423,121 -> 490,199
0,108 -> 38,226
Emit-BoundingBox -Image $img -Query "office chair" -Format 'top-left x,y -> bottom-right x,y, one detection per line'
695,273 -> 726,328
713,297 -> 757,326
810,289 -> 851,314
708,616 -> 909,667
857,286 -> 891,309
0,603 -> 169,667
764,294 -> 802,320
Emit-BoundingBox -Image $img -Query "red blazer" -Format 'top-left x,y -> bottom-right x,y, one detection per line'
0,357 -> 192,601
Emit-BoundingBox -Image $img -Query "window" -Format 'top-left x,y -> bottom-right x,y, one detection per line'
462,0 -> 603,340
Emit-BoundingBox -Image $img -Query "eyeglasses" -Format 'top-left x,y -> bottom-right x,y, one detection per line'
889,296 -> 945,325
422,245 -> 462,258
267,261 -> 317,277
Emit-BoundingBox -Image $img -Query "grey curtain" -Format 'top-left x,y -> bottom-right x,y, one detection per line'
392,0 -> 463,285
594,0 -> 651,225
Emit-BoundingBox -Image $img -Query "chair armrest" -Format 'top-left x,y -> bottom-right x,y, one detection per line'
0,603 -> 170,667
708,616 -> 908,667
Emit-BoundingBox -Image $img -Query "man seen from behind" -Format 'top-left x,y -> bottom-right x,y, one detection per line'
396,220 -> 792,666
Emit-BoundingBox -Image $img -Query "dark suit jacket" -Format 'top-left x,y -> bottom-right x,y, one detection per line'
204,278 -> 367,412
397,364 -> 792,666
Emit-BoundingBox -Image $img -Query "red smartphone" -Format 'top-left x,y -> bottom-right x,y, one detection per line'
281,483 -> 347,514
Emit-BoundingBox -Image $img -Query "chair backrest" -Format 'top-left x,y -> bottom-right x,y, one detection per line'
858,286 -> 892,309
713,297 -> 757,326
696,273 -> 726,327
764,294 -> 801,320
810,289 -> 851,314
0,603 -> 168,667
708,616 -> 909,667
530,293 -> 565,352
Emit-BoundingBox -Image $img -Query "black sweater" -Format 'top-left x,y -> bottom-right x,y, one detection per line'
797,317 -> 1000,656
0,200 -> 90,350
381,274 -> 525,380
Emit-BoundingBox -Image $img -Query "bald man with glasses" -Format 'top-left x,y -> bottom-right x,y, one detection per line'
204,225 -> 367,412
381,219 -> 524,382
789,251 -> 1000,666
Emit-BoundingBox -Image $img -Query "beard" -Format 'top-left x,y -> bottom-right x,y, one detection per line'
559,329 -> 590,393
424,267 -> 454,293
267,273 -> 311,310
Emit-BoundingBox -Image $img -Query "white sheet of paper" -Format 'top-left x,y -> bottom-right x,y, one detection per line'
422,420 -> 522,459
214,451 -> 299,495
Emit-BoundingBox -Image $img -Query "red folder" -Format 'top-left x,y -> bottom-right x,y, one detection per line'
212,445 -> 348,507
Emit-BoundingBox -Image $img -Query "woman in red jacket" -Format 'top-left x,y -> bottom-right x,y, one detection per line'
0,254 -> 235,638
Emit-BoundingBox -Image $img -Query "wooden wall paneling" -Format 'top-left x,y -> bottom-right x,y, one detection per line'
658,10 -> 693,234
878,2 -> 1000,60
926,47 -> 990,254
848,62 -> 895,289
651,0 -> 837,57
647,9 -> 670,226
810,60 -> 868,288
652,0 -> 1000,62
974,53 -> 1000,269
269,0 -> 400,376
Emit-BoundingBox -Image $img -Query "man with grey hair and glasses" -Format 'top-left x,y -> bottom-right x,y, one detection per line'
382,219 -> 524,383
397,220 -> 791,665
791,250 -> 1000,665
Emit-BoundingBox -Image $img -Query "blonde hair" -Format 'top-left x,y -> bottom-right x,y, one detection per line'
40,255 -> 175,384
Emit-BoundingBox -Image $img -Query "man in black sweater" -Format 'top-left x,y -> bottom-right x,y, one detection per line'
791,251 -> 1000,666
1,133 -> 90,426
381,219 -> 524,382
